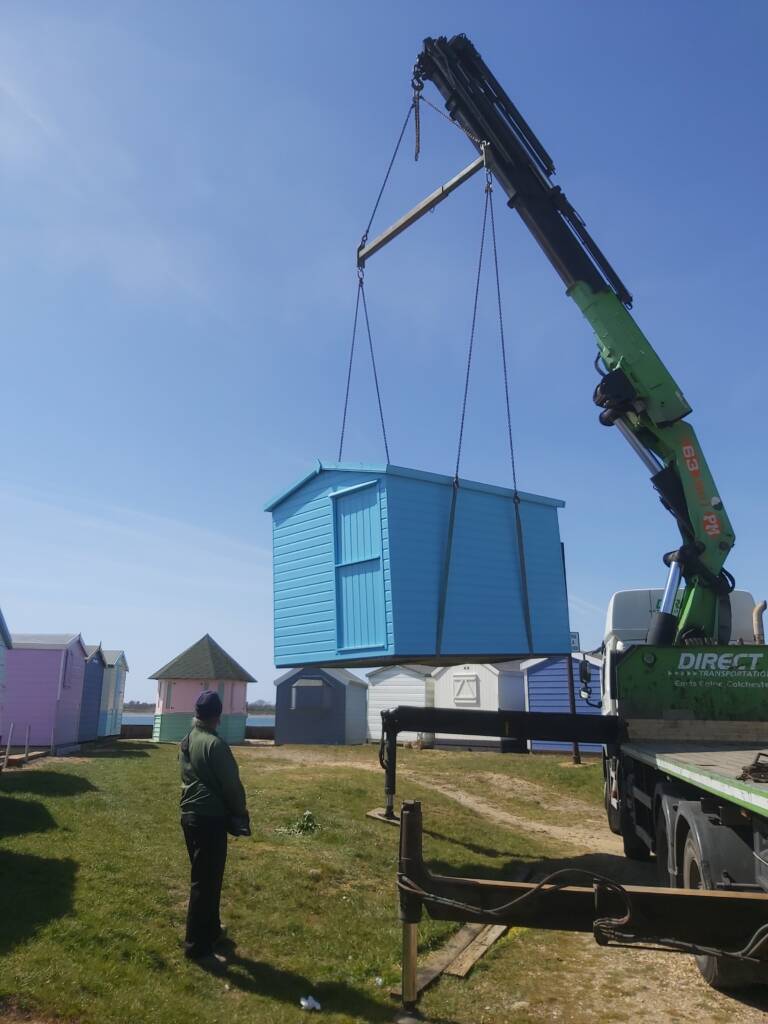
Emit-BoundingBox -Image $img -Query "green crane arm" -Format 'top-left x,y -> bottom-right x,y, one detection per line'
415,34 -> 735,644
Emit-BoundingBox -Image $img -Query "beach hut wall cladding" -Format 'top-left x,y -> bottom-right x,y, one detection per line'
150,634 -> 253,744
523,654 -> 602,752
366,664 -> 435,744
98,650 -> 129,737
274,667 -> 367,745
265,462 -> 571,668
431,661 -> 526,749
366,662 -> 525,749
4,634 -> 87,750
78,646 -> 106,743
0,607 -> 11,741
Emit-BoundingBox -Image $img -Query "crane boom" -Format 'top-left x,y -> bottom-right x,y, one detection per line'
415,34 -> 735,644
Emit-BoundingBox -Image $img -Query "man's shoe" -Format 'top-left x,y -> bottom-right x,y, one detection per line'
187,952 -> 227,972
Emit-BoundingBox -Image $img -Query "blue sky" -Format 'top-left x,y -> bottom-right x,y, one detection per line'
1,2 -> 766,702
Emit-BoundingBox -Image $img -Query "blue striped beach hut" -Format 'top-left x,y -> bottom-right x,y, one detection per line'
523,654 -> 602,752
79,645 -> 106,742
265,462 -> 571,668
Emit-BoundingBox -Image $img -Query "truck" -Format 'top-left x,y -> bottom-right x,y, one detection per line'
358,34 -> 768,1002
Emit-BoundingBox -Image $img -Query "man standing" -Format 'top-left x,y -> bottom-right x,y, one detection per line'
180,689 -> 250,964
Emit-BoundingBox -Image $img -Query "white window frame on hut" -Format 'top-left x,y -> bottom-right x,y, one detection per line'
290,677 -> 331,712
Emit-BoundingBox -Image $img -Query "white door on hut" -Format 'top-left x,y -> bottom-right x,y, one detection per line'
365,665 -> 435,744
431,662 -> 525,749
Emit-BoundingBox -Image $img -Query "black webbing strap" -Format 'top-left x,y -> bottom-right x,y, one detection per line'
513,496 -> 534,653
435,479 -> 460,655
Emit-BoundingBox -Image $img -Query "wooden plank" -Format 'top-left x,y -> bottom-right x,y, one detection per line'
444,925 -> 508,977
365,807 -> 400,826
390,924 -> 484,999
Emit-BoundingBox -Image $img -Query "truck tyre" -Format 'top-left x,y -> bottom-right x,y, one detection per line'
682,834 -> 767,989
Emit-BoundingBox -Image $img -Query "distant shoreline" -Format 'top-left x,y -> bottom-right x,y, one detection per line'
123,703 -> 276,715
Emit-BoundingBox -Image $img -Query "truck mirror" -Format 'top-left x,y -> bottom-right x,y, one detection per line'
579,660 -> 592,684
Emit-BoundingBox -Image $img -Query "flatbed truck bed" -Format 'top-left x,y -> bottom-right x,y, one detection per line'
622,741 -> 768,816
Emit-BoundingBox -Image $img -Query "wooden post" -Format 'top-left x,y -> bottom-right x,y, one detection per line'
566,655 -> 581,765
24,724 -> 31,763
3,722 -> 14,770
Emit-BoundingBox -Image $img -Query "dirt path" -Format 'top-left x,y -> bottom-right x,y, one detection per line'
248,747 -> 621,855
250,746 -> 768,1022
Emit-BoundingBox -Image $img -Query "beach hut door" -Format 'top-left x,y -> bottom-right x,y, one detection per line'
333,484 -> 385,651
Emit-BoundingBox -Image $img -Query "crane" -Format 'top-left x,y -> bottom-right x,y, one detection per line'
412,34 -> 734,650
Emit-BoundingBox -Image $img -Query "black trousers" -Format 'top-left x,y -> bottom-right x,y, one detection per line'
181,814 -> 228,957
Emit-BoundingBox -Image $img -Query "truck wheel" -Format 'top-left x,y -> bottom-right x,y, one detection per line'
682,834 -> 767,989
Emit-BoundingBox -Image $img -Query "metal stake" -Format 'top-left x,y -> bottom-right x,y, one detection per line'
384,723 -> 398,819
3,722 -> 14,770
565,656 -> 581,765
401,922 -> 419,1009
24,724 -> 30,763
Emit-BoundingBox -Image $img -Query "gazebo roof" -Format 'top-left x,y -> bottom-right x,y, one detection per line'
150,634 -> 255,682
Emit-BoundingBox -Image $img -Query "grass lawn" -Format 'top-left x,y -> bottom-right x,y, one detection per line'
1,740 -> 586,1024
4,742 -> 764,1024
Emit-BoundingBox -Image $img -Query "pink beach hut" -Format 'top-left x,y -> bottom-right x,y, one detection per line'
150,634 -> 254,744
5,634 -> 88,751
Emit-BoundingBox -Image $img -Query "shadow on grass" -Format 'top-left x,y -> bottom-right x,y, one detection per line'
423,827 -> 523,862
81,741 -> 159,758
0,849 -> 77,954
0,771 -> 98,798
214,951 -> 403,1022
0,796 -> 57,839
427,849 -> 658,886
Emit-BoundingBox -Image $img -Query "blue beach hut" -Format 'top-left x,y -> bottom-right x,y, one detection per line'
78,645 -> 106,743
265,462 -> 571,668
523,654 -> 602,752
274,667 -> 368,745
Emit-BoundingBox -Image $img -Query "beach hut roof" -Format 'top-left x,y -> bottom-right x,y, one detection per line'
150,634 -> 255,682
0,607 -> 11,648
274,666 -> 367,688
366,664 -> 434,681
264,461 -> 566,513
12,633 -> 86,655
84,644 -> 107,665
102,649 -> 129,670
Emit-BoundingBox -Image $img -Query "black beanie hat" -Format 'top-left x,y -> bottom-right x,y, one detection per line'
195,689 -> 223,720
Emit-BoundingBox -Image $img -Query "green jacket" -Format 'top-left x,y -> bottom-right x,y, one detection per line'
179,721 -> 247,818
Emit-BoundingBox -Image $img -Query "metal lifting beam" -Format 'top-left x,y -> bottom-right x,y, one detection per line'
357,154 -> 486,267
398,801 -> 768,1010
379,706 -> 624,819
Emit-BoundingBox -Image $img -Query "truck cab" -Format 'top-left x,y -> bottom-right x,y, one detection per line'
601,588 -> 758,715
